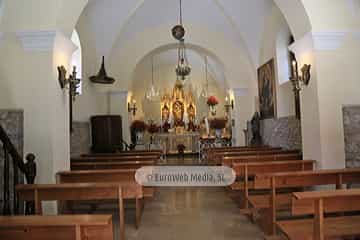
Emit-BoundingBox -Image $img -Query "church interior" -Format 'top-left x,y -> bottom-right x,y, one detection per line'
0,0 -> 360,239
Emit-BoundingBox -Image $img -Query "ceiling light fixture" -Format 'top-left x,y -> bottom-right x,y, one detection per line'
146,55 -> 160,100
172,0 -> 191,81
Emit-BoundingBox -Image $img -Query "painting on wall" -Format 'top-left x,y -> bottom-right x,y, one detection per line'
257,59 -> 276,119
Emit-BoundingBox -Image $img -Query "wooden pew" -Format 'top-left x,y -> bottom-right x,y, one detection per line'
277,189 -> 360,240
71,155 -> 159,163
223,153 -> 302,167
56,169 -> 154,201
204,146 -> 282,161
16,183 -> 142,240
212,150 -> 301,165
231,160 -> 315,209
71,160 -> 155,171
253,168 -> 360,236
81,150 -> 162,158
0,215 -> 113,240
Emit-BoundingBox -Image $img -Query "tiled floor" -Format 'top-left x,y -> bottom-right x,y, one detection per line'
88,156 -> 264,240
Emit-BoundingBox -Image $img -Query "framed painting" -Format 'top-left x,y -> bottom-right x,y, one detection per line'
257,59 -> 276,119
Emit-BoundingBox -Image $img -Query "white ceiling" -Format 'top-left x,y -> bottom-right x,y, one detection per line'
78,0 -> 281,67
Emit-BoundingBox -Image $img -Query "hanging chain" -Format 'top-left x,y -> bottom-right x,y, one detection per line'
205,56 -> 208,91
151,55 -> 154,85
179,0 -> 183,26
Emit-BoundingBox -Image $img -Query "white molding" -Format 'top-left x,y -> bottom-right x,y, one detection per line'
312,31 -> 347,51
16,30 -> 57,52
0,32 -> 3,47
232,88 -> 249,97
288,31 -> 313,55
55,31 -> 77,56
353,32 -> 360,41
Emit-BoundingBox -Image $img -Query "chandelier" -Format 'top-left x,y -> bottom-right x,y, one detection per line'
172,0 -> 191,81
200,56 -> 209,98
145,55 -> 160,100
175,39 -> 191,80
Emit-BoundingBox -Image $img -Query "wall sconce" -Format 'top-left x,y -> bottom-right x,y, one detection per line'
57,65 -> 81,133
128,99 -> 137,116
224,96 -> 234,113
290,57 -> 311,92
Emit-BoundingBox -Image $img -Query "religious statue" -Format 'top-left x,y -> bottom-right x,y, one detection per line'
173,100 -> 184,127
187,103 -> 196,123
250,112 -> 262,146
161,104 -> 170,123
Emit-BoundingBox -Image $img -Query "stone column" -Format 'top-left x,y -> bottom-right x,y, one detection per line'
290,31 -> 360,169
232,88 -> 253,146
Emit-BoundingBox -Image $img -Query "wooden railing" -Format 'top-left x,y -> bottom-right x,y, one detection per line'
0,124 -> 36,215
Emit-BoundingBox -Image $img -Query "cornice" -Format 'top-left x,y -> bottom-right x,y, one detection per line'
0,32 -> 3,47
16,30 -> 57,52
232,88 -> 249,97
312,31 -> 347,51
353,31 -> 360,42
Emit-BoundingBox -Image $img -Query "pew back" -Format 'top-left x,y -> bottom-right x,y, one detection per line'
0,215 -> 113,240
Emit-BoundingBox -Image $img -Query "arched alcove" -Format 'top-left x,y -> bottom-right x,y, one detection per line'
131,43 -> 228,122
71,30 -> 82,94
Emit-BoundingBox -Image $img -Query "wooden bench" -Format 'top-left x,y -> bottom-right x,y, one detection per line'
253,168 -> 360,236
16,183 -> 142,240
71,155 -> 159,163
277,189 -> 360,240
223,153 -> 302,167
0,215 -> 113,240
56,169 -> 154,199
81,150 -> 162,158
231,160 -> 315,209
71,160 -> 155,171
212,150 -> 301,165
204,146 -> 282,161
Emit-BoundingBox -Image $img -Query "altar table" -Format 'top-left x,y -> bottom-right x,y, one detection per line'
153,132 -> 200,154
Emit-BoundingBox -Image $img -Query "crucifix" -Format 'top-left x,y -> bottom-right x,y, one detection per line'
57,66 -> 81,133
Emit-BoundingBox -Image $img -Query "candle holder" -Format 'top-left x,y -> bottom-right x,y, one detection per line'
290,57 -> 311,92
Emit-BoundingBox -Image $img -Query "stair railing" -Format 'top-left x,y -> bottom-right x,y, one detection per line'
0,124 -> 36,215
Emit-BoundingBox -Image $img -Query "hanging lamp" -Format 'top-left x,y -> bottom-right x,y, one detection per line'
200,56 -> 209,98
171,0 -> 185,41
146,55 -> 160,100
89,56 -> 115,84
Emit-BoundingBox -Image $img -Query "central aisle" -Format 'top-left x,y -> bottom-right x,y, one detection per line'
123,187 -> 264,240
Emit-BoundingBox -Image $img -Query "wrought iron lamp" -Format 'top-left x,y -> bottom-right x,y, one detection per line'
172,0 -> 191,81
171,0 -> 185,41
89,56 -> 115,84
175,39 -> 191,80
128,99 -> 137,116
57,65 -> 81,133
290,57 -> 311,92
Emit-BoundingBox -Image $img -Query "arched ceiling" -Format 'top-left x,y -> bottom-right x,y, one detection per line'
77,0 -> 280,69
132,44 -> 227,91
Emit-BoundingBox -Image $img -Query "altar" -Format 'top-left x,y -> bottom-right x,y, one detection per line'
153,132 -> 200,154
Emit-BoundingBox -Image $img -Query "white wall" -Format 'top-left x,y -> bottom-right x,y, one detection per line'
259,5 -> 295,118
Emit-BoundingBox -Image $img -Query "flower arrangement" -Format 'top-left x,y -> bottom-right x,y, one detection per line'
209,118 -> 227,129
207,96 -> 219,106
147,123 -> 160,134
131,120 -> 147,132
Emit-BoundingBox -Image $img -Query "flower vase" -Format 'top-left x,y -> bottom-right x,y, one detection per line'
209,105 -> 217,116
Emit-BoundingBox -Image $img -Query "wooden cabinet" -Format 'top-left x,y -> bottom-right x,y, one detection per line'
91,115 -> 123,153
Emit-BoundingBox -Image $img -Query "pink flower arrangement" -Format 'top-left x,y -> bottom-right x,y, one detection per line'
207,96 -> 219,106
